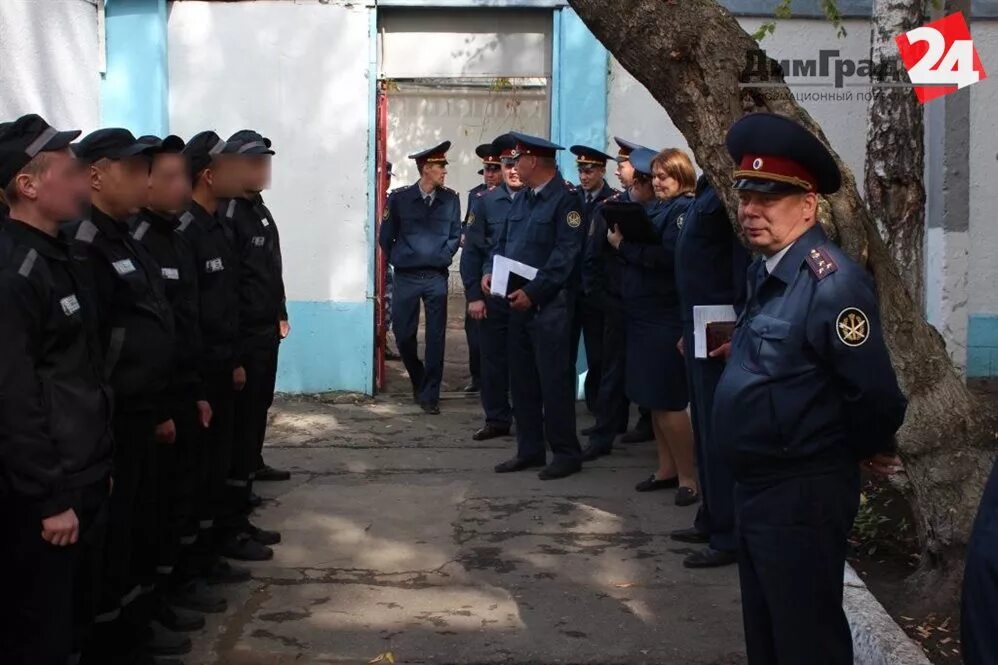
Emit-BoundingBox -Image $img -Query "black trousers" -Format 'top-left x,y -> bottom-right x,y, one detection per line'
0,482 -> 108,665
160,397 -> 204,582
229,346 -> 278,523
198,367 -> 236,543
684,322 -> 737,552
736,469 -> 860,665
570,293 -> 603,413
961,460 -> 998,665
587,298 -> 628,450
508,289 -> 581,465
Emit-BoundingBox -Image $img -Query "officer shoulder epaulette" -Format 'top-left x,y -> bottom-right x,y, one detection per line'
16,247 -> 38,279
441,186 -> 457,195
564,181 -> 577,192
606,192 -> 622,202
225,199 -> 237,220
132,220 -> 151,242
176,211 -> 195,234
805,245 -> 838,280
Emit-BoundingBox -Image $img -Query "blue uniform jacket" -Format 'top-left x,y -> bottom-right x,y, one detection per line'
379,182 -> 461,270
461,183 -> 517,302
466,183 -> 488,223
618,194 -> 693,317
488,172 -> 584,308
582,189 -> 629,304
675,177 -> 751,322
713,224 -> 907,481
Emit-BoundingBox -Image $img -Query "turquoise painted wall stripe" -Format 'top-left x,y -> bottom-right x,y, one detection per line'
101,0 -> 169,135
552,8 -> 609,181
967,314 -> 998,378
277,301 -> 374,394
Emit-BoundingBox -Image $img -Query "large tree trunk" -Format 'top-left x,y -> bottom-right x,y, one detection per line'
865,0 -> 927,308
566,0 -> 997,607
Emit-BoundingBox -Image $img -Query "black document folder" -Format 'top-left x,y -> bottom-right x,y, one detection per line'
601,201 -> 660,245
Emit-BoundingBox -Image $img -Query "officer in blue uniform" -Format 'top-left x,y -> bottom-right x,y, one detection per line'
962,459 -> 998,665
461,135 -> 523,441
483,132 -> 585,480
569,145 -> 617,420
612,136 -> 655,445
712,113 -> 907,664
670,174 -> 751,568
461,144 -> 503,394
379,141 -> 461,415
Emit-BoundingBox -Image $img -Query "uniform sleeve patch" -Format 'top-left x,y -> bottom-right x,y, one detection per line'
806,246 -> 838,280
383,207 -> 390,221
567,211 -> 582,228
836,307 -> 869,347
467,212 -> 475,226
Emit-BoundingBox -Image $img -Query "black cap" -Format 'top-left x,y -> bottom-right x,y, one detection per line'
74,128 -> 157,164
613,136 -> 645,162
475,143 -> 501,165
508,132 -> 563,159
570,145 -> 613,168
182,131 -> 227,177
725,112 -> 841,195
225,129 -> 274,155
409,141 -> 451,165
137,134 -> 186,154
0,113 -> 81,187
386,161 -> 397,177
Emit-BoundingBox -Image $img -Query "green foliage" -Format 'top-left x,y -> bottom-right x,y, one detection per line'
853,492 -> 893,555
752,0 -> 847,41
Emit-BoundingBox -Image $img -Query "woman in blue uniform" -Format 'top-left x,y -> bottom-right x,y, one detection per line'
608,147 -> 698,505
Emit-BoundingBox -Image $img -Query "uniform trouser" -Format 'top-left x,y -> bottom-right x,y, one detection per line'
464,311 -> 481,383
160,398 -> 203,583
570,294 -> 604,413
684,323 -> 737,552
253,340 -> 280,472
961,461 -> 998,665
587,298 -> 628,450
0,482 -> 108,665
94,410 -> 156,628
392,270 -> 448,404
197,367 -> 236,547
229,345 -> 278,521
735,469 -> 860,665
479,298 -> 512,428
508,289 -> 581,465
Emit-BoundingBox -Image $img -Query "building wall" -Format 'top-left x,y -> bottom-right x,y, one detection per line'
0,0 -> 102,131
168,0 -> 375,394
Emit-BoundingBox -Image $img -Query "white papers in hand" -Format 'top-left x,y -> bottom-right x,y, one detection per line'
491,255 -> 539,298
693,305 -> 737,359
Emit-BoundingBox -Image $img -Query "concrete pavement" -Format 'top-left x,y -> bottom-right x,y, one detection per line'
185,395 -> 746,665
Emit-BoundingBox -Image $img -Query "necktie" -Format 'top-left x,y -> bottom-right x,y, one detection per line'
586,193 -> 593,204
424,196 -> 432,207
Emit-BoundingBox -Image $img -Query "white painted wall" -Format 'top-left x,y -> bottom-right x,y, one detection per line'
968,23 -> 998,315
0,0 -> 101,131
167,0 -> 372,304
607,18 -> 872,190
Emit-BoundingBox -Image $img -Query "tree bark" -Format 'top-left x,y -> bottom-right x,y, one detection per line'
865,0 -> 926,308
566,0 -> 997,607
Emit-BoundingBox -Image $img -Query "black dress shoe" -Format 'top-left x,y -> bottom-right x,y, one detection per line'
620,426 -> 654,444
683,548 -> 737,569
670,527 -> 710,544
635,474 -> 679,492
494,457 -> 546,473
580,424 -> 597,436
219,533 -> 273,562
169,580 -> 227,613
675,486 -> 700,507
254,464 -> 291,482
245,491 -> 263,509
462,381 -> 480,393
144,621 -> 192,656
157,601 -> 205,632
245,523 -> 281,546
581,444 -> 611,462
420,402 -> 440,415
205,559 -> 251,585
538,461 -> 582,480
472,424 -> 510,441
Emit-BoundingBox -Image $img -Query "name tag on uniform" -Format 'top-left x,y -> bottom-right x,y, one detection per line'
161,267 -> 180,280
260,218 -> 270,228
205,257 -> 224,273
112,258 -> 136,275
251,236 -> 265,247
60,294 -> 81,316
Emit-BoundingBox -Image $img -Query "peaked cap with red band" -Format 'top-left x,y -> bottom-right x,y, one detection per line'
409,140 -> 451,167
725,112 -> 841,195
